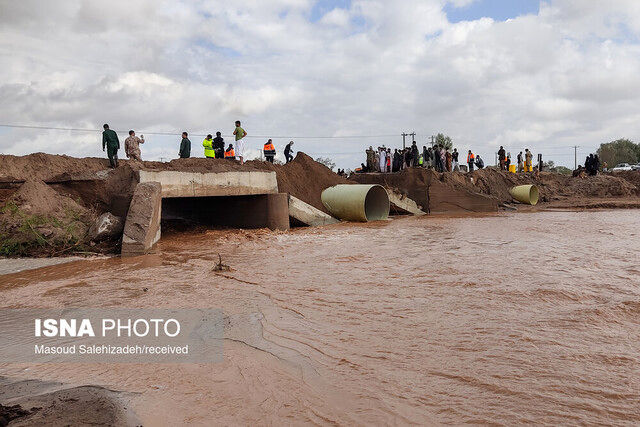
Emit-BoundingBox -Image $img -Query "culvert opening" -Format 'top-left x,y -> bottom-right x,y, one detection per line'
364,185 -> 390,221
161,194 -> 289,233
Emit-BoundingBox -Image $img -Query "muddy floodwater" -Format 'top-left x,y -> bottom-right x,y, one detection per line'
1,210 -> 639,425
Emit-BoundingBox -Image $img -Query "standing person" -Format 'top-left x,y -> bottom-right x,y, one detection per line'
433,144 -> 442,172
426,146 -> 434,169
233,120 -> 247,165
506,154 -> 511,171
537,153 -> 543,172
498,146 -> 506,170
593,154 -> 601,175
263,139 -> 276,163
102,124 -> 120,168
452,148 -> 459,171
404,148 -> 411,169
517,151 -> 523,172
366,146 -> 375,171
124,130 -> 144,162
284,141 -> 294,163
525,148 -> 533,172
387,148 -> 391,173
378,147 -> 386,172
213,131 -> 225,159
411,141 -> 419,168
202,134 -> 215,158
445,149 -> 452,172
467,150 -> 475,172
179,132 -> 191,158
440,145 -> 446,172
393,149 -> 401,172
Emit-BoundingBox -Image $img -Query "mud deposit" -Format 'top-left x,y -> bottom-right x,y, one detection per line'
0,211 -> 639,425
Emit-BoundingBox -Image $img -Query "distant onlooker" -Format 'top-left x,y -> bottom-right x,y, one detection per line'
284,141 -> 294,163
224,144 -> 235,159
102,124 -> 120,168
525,148 -> 533,172
452,148 -> 459,171
263,139 -> 276,163
213,131 -> 225,158
233,120 -> 247,165
498,146 -> 506,170
124,130 -> 144,162
467,150 -> 475,172
202,134 -> 215,158
517,151 -> 523,172
179,132 -> 191,158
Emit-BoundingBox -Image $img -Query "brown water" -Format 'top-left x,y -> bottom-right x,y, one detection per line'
1,210 -> 639,425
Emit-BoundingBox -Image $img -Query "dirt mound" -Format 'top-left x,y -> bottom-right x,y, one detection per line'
350,168 -> 434,208
252,152 -> 348,213
0,180 -> 95,256
467,168 -> 638,203
612,171 -> 640,195
143,157 -> 268,173
0,153 -> 109,182
350,168 -> 498,213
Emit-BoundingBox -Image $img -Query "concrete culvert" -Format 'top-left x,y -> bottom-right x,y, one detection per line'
321,184 -> 390,222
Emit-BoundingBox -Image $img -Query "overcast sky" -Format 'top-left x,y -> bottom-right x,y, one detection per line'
1,0 -> 640,168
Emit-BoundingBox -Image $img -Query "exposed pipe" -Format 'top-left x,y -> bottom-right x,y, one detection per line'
321,184 -> 390,222
509,185 -> 539,205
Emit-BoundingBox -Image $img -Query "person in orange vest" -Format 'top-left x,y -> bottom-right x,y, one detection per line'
224,144 -> 235,160
467,150 -> 475,172
263,139 -> 276,163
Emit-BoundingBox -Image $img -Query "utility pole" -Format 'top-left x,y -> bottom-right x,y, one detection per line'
401,132 -> 416,149
573,145 -> 579,170
430,135 -> 435,146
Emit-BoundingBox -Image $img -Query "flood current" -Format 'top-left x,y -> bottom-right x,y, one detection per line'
1,210 -> 639,425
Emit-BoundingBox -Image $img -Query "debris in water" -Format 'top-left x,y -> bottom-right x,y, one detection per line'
213,254 -> 231,272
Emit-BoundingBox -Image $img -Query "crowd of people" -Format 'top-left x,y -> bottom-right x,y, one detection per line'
101,121 -> 297,168
352,141 -> 552,175
103,124 -> 553,177
358,142 -> 463,173
357,141 -> 489,174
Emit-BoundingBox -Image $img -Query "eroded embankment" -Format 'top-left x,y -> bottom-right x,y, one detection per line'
349,167 -> 640,212
0,152 -> 345,256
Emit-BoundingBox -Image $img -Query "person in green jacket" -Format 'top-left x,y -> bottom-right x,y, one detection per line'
179,132 -> 191,158
102,124 -> 120,168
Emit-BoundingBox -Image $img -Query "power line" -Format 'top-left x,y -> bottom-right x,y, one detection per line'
0,123 -> 397,139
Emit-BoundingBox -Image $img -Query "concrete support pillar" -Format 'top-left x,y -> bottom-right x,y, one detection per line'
121,182 -> 162,256
265,193 -> 290,231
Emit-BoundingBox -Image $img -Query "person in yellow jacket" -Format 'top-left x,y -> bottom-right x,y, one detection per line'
224,144 -> 235,160
263,139 -> 276,163
203,134 -> 215,158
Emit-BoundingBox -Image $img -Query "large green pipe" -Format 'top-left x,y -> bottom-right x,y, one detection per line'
321,184 -> 390,222
509,184 -> 539,205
